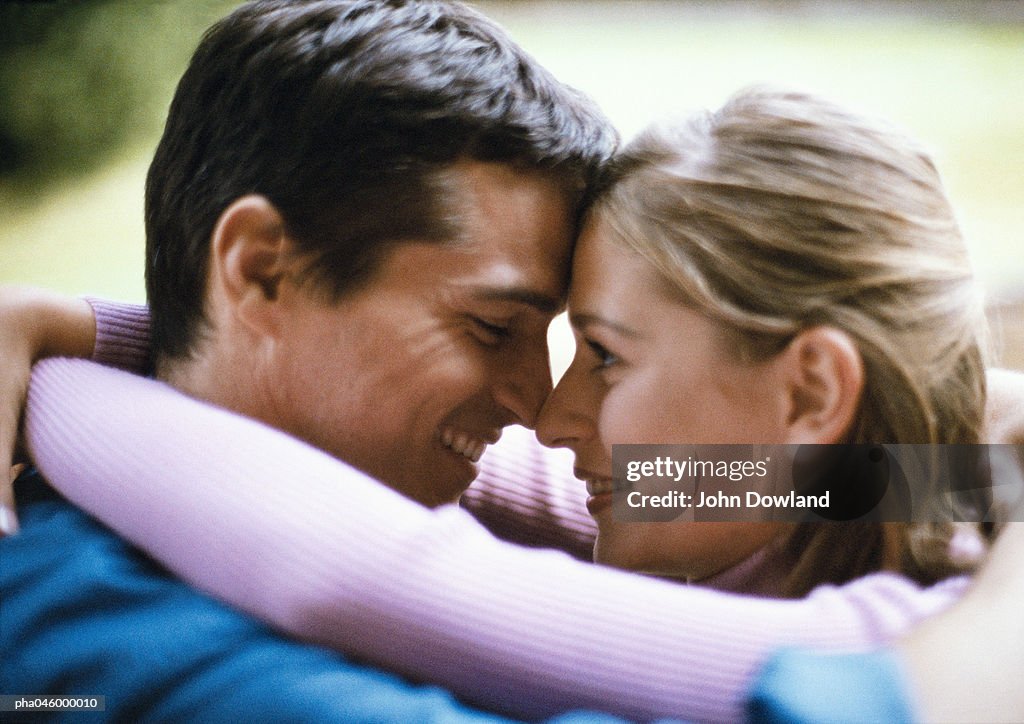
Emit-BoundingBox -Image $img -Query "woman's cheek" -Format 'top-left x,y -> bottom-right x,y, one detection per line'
598,386 -> 644,447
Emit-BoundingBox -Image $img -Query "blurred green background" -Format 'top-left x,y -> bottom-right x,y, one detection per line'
1,0 -> 1022,368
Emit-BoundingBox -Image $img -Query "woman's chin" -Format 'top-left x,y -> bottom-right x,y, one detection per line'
594,533 -> 679,576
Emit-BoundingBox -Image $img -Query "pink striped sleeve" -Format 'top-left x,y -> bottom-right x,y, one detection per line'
462,426 -> 596,561
85,298 -> 151,372
24,358 -> 968,722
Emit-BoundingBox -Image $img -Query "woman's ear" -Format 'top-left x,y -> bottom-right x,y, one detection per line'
209,195 -> 293,338
777,326 -> 864,444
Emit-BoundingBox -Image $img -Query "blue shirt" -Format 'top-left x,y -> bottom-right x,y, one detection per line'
745,647 -> 915,723
1,469 -> 521,723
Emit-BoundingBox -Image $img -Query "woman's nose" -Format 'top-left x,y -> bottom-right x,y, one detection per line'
535,360 -> 593,450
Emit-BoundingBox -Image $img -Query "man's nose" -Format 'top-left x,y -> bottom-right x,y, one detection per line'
493,342 -> 553,429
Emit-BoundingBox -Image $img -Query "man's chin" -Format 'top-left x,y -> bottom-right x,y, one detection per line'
386,451 -> 478,509
428,452 -> 479,506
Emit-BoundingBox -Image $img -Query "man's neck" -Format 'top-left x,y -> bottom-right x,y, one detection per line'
156,346 -> 266,426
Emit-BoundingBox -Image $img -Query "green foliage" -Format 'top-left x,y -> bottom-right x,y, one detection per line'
0,0 -> 232,184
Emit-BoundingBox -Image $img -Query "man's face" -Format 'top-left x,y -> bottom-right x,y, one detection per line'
263,162 -> 574,506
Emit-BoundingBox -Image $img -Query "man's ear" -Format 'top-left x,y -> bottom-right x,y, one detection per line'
209,195 -> 292,338
777,326 -> 864,444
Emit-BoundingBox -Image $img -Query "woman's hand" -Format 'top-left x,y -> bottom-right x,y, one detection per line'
0,287 -> 95,535
896,522 -> 1024,722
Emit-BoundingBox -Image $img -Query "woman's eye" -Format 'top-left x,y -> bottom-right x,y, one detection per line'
472,317 -> 511,342
585,339 -> 619,369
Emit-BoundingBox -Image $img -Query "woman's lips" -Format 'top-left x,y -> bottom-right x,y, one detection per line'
585,491 -> 613,517
576,468 -> 615,516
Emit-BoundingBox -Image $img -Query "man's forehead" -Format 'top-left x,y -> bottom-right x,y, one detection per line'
454,239 -> 571,307
444,234 -> 572,311
443,160 -> 576,253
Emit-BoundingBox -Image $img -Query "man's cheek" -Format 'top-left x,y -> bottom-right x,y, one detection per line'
434,337 -> 495,387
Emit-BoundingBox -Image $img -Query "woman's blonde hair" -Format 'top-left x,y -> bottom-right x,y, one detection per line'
591,87 -> 991,596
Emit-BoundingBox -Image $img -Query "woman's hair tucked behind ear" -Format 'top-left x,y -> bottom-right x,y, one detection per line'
592,86 -> 991,595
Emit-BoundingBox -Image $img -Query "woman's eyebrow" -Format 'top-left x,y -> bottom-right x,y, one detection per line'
569,311 -> 642,339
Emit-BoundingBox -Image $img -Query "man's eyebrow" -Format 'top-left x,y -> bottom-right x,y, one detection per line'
568,312 -> 642,339
470,287 -> 563,315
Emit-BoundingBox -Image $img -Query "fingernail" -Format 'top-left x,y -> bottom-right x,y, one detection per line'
0,504 -> 20,536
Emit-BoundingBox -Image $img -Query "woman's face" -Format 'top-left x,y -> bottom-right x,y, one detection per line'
537,217 -> 786,580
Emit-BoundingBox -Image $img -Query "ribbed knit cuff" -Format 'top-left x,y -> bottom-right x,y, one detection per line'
83,297 -> 152,373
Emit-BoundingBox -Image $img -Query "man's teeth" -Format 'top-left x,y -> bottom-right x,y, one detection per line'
586,479 -> 615,496
442,429 -> 486,463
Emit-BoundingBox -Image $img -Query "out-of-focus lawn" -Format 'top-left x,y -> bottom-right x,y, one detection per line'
1,1 -> 1022,367
1,151 -> 150,301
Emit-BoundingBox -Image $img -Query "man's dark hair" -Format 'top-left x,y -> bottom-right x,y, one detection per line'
145,0 -> 616,361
